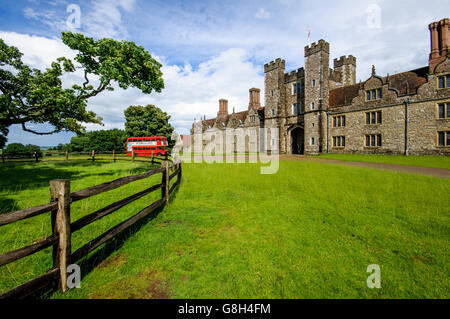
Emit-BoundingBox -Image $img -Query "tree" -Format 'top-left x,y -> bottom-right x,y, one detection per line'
68,129 -> 127,152
68,136 -> 88,152
0,32 -> 164,148
3,143 -> 42,158
124,105 -> 174,147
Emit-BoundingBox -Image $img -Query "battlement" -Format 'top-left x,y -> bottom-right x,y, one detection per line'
333,55 -> 356,68
264,58 -> 286,72
284,68 -> 305,83
304,39 -> 330,57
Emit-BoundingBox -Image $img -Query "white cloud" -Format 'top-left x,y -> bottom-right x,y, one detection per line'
0,31 -> 75,69
22,0 -> 136,39
82,0 -> 136,39
255,8 -> 270,19
0,32 -> 263,138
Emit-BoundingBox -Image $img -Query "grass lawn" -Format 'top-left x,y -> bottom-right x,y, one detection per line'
1,159 -> 449,298
317,153 -> 450,170
0,160 -> 163,295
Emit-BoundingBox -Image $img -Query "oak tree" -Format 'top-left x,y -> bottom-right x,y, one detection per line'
0,32 -> 164,148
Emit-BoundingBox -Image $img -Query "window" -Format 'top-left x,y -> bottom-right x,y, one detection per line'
311,102 -> 315,110
437,103 -> 450,119
365,134 -> 382,147
292,103 -> 302,115
437,75 -> 450,89
332,136 -> 345,148
250,115 -> 255,122
437,131 -> 450,147
333,115 -> 346,127
293,82 -> 302,94
271,90 -> 274,96
366,88 -> 382,101
312,79 -> 316,87
311,137 -> 315,146
271,109 -> 275,116
365,111 -> 382,124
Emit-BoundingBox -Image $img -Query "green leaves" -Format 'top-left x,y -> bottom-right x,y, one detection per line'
0,32 -> 164,146
124,104 -> 174,147
61,32 -> 164,95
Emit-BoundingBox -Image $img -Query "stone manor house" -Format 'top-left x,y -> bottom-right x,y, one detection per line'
191,18 -> 450,155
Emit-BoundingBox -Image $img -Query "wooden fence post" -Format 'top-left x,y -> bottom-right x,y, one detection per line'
178,162 -> 182,182
161,161 -> 169,205
65,151 -> 68,161
91,150 -> 95,162
113,150 -> 116,162
50,179 -> 71,293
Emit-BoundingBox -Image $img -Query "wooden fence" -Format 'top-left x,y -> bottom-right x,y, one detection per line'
0,157 -> 182,299
1,150 -> 165,164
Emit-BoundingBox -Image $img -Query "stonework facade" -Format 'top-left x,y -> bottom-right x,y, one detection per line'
192,18 -> 450,155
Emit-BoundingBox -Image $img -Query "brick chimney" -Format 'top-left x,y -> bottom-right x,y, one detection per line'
248,88 -> 261,110
217,99 -> 228,119
429,18 -> 450,73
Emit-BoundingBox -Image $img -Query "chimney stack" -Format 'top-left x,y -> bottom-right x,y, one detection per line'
429,18 -> 449,73
218,99 -> 228,119
248,88 -> 261,110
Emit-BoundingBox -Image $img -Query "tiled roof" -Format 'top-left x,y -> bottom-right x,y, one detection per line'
180,134 -> 191,146
383,67 -> 427,95
329,84 -> 360,107
329,66 -> 428,107
203,106 -> 265,128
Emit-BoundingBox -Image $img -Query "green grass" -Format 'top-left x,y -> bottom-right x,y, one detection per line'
1,159 -> 449,298
317,153 -> 450,170
0,160 -> 163,295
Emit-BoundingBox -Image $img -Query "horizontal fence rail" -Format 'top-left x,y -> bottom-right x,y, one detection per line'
1,150 -> 172,165
0,157 -> 182,299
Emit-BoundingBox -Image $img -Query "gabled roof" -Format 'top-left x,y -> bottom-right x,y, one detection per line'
329,66 -> 428,107
329,84 -> 360,107
203,106 -> 265,128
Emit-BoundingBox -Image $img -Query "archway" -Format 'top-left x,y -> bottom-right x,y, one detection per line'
291,127 -> 304,154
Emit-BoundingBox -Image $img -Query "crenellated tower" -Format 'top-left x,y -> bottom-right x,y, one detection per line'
304,39 -> 330,155
333,55 -> 356,86
264,58 -> 286,152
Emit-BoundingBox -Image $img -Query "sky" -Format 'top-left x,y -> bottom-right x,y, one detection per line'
0,0 -> 448,146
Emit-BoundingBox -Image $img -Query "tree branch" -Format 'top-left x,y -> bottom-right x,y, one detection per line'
82,70 -> 90,89
21,123 -> 61,135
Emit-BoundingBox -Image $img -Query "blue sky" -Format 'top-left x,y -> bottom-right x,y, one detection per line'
0,0 -> 448,146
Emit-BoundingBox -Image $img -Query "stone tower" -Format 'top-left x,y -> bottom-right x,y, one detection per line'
304,39 -> 330,155
333,55 -> 356,86
264,58 -> 286,152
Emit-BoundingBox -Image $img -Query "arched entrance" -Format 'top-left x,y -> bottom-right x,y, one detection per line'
291,127 -> 304,154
